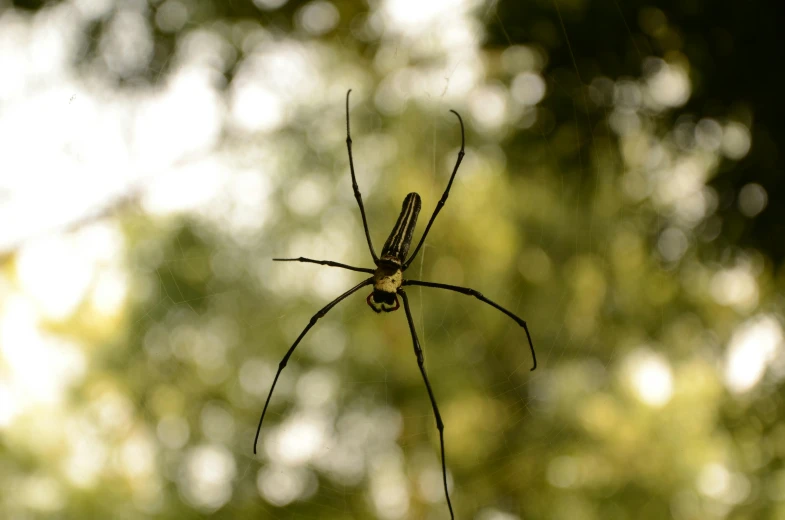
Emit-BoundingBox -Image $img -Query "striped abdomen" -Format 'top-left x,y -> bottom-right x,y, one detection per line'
380,192 -> 421,265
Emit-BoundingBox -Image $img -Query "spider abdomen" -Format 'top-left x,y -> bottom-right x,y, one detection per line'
380,192 -> 421,265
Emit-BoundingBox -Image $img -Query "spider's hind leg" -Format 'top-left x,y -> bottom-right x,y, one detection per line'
253,277 -> 373,454
398,289 -> 454,518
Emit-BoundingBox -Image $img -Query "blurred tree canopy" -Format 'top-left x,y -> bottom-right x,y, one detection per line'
1,0 -> 783,519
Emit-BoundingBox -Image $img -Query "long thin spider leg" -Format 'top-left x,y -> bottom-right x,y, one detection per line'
398,289 -> 454,519
403,280 -> 537,370
345,90 -> 379,264
403,110 -> 465,271
253,277 -> 374,454
273,257 -> 375,274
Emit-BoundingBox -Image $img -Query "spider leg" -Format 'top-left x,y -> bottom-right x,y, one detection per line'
345,90 -> 379,264
273,257 -> 375,274
398,289 -> 455,519
403,280 -> 537,370
403,110 -> 465,271
253,277 -> 374,454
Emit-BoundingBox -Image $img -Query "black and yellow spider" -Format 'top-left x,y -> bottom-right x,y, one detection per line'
255,90 -> 537,518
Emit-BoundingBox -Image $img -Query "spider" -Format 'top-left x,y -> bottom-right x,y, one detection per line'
254,90 -> 537,518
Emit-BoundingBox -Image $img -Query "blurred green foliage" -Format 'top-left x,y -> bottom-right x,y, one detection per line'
1,0 -> 784,519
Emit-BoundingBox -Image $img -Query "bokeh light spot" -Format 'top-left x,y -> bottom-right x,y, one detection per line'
738,183 -> 767,217
157,415 -> 190,450
623,349 -> 673,407
179,445 -> 236,511
299,1 -> 340,36
710,265 -> 758,311
155,0 -> 189,33
257,465 -> 313,506
645,59 -> 691,108
511,72 -> 546,106
547,456 -> 579,488
725,315 -> 783,394
721,122 -> 751,159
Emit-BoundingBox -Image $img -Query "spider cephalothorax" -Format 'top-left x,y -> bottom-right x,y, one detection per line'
258,90 -> 538,520
367,263 -> 402,312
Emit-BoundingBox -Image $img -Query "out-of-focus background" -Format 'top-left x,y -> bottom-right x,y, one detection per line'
1,0 -> 783,518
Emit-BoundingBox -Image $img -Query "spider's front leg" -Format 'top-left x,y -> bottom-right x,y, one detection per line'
403,109 -> 465,271
345,90 -> 379,264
